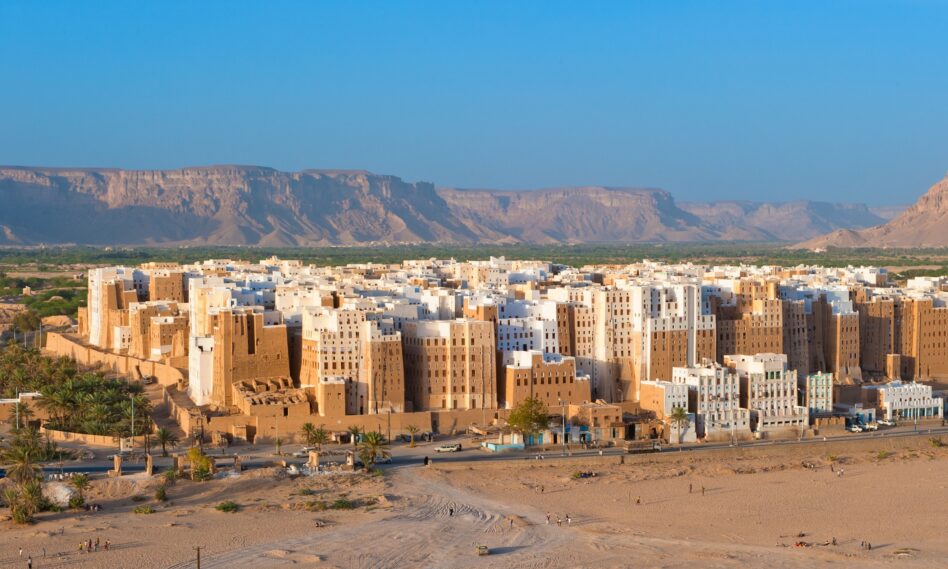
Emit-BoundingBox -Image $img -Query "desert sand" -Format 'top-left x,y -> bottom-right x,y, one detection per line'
1,435 -> 946,568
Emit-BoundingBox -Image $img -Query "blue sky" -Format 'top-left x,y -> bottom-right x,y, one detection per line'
1,1 -> 946,204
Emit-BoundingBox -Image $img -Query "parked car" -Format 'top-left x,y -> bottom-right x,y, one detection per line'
878,419 -> 896,426
848,424 -> 864,433
865,422 -> 879,431
435,443 -> 462,453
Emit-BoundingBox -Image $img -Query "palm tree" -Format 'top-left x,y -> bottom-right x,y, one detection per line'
358,431 -> 390,468
300,423 -> 317,446
670,407 -> 690,445
405,425 -> 420,448
347,425 -> 362,447
1,442 -> 42,486
70,473 -> 90,502
155,427 -> 179,457
2,487 -> 20,517
18,479 -> 44,519
300,423 -> 330,450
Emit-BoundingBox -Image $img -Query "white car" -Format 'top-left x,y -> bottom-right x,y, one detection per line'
878,419 -> 895,427
865,422 -> 879,431
434,443 -> 462,453
848,425 -> 863,433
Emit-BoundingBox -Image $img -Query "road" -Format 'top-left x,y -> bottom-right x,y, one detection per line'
3,423 -> 945,479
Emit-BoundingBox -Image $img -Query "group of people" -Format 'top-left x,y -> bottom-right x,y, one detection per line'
78,537 -> 110,553
545,512 -> 572,526
84,503 -> 103,512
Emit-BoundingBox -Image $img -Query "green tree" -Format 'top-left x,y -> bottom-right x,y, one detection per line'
19,479 -> 44,517
187,446 -> 212,481
405,424 -> 420,448
12,310 -> 40,332
358,431 -> 390,468
507,397 -> 550,443
155,427 -> 179,457
1,439 -> 42,486
300,423 -> 329,450
70,473 -> 90,502
670,407 -> 690,445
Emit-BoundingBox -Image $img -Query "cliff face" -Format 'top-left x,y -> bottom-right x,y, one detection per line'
800,174 -> 948,249
679,200 -> 890,242
0,166 -> 476,246
0,165 -> 896,246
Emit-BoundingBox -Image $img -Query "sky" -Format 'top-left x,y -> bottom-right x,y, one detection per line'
1,1 -> 947,205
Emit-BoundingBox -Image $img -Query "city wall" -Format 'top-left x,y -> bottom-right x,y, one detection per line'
45,332 -> 187,388
39,426 -> 151,448
163,384 -> 506,444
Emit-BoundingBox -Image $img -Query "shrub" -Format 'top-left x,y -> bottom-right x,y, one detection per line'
192,466 -> 212,482
68,495 -> 85,509
216,501 -> 239,513
155,486 -> 168,502
876,450 -> 892,460
929,437 -> 944,448
163,468 -> 179,486
12,508 -> 33,524
330,498 -> 355,510
133,505 -> 155,514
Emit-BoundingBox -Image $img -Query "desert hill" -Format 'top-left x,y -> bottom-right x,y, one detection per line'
800,173 -> 948,249
0,165 -> 894,246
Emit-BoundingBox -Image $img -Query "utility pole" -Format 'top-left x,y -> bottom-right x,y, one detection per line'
15,390 -> 20,431
559,399 -> 567,454
193,545 -> 203,569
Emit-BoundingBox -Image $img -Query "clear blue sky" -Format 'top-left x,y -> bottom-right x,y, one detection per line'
2,1 -> 946,204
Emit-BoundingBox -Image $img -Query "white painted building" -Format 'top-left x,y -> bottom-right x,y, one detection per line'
672,361 -> 751,441
802,371 -> 834,417
727,353 -> 809,434
870,381 -> 944,421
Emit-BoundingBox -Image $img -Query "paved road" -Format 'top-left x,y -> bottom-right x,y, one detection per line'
4,424 -> 945,478
382,424 -> 948,468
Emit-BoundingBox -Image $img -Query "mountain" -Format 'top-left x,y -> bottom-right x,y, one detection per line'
0,165 -> 895,246
678,200 -> 889,242
800,173 -> 948,249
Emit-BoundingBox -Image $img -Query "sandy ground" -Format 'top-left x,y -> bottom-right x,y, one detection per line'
1,435 -> 946,568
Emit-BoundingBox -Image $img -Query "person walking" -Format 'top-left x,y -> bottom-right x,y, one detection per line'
689,483 -> 693,494
701,486 -> 706,496
26,556 -> 32,569
448,507 -> 454,517
104,540 -> 110,551
509,518 -> 514,530
545,513 -> 551,525
540,485 -> 545,494
19,548 -> 23,558
557,517 -> 562,527
566,514 -> 572,526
